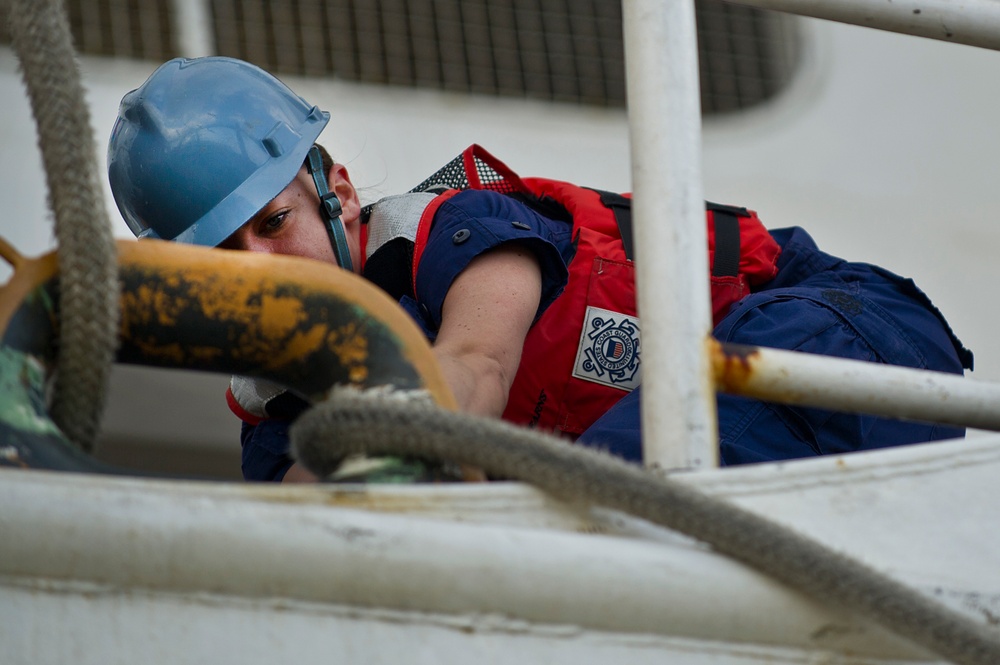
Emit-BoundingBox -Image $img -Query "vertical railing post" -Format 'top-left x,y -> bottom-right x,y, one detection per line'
172,0 -> 215,58
622,0 -> 718,470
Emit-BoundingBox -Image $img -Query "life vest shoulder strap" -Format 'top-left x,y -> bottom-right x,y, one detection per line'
408,145 -> 781,306
581,190 -> 748,279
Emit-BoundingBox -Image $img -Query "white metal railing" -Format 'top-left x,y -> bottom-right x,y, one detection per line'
625,0 -> 1000,472
623,0 -> 719,472
727,0 -> 1000,51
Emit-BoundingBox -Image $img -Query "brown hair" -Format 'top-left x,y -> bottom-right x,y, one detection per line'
306,143 -> 335,176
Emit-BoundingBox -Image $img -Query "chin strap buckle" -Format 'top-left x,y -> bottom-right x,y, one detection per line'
306,145 -> 353,272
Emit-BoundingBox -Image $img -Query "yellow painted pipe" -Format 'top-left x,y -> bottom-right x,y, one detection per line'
0,237 -> 463,474
1,237 -> 456,409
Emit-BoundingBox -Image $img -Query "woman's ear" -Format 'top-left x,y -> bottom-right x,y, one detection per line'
329,162 -> 361,228
327,161 -> 365,272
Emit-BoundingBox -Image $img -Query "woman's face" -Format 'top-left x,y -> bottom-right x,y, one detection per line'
218,164 -> 362,271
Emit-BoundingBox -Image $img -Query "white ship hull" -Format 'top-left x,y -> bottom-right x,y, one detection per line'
4,434 -> 996,664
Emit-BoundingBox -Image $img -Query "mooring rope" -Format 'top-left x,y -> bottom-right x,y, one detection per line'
7,0 -> 119,451
292,387 -> 1000,665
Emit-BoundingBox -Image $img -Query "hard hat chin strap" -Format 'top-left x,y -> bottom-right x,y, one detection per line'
306,145 -> 354,272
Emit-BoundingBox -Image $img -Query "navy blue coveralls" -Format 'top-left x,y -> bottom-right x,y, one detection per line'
579,226 -> 973,464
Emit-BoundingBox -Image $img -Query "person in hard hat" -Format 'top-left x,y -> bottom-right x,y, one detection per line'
108,57 -> 973,482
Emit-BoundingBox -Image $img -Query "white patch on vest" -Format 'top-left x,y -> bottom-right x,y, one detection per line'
229,375 -> 288,418
572,306 -> 641,391
365,192 -> 437,260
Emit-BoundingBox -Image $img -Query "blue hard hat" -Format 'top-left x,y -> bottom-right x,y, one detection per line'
107,57 -> 330,247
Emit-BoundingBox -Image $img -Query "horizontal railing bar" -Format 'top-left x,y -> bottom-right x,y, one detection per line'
710,339 -> 1000,431
725,0 -> 1000,51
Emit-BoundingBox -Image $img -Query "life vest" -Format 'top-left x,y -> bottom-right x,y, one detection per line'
227,145 -> 782,435
410,145 -> 782,436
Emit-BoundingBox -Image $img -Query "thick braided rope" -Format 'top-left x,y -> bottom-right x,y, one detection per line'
292,388 -> 1000,665
8,0 -> 119,451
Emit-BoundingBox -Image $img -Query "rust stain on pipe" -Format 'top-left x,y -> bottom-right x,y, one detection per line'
708,338 -> 763,394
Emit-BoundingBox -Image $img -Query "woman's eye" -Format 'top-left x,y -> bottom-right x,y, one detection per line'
262,212 -> 288,232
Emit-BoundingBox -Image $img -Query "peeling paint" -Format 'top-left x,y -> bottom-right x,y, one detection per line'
118,262 -> 384,389
265,324 -> 330,370
326,321 -> 370,384
0,239 -> 456,479
708,339 -> 762,394
259,293 -> 308,340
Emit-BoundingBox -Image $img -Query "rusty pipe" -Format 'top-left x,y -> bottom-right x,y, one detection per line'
709,338 -> 1000,430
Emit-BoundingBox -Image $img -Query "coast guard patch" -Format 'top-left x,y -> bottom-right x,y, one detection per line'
572,306 -> 641,391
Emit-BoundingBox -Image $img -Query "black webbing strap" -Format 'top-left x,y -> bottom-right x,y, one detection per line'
592,190 -> 745,275
594,190 -> 635,261
707,202 -> 744,278
306,145 -> 353,272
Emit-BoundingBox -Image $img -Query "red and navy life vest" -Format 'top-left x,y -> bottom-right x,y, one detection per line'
410,145 -> 782,436
227,145 -> 782,435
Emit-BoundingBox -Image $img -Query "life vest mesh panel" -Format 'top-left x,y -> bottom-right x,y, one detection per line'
410,150 -> 521,195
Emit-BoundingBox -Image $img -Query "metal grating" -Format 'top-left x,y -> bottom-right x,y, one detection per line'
209,0 -> 799,113
208,0 -> 627,106
0,0 -> 178,61
0,0 -> 799,114
697,1 -> 800,114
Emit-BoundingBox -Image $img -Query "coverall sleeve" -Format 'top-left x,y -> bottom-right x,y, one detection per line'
409,190 -> 571,336
578,227 -> 969,466
239,419 -> 295,482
